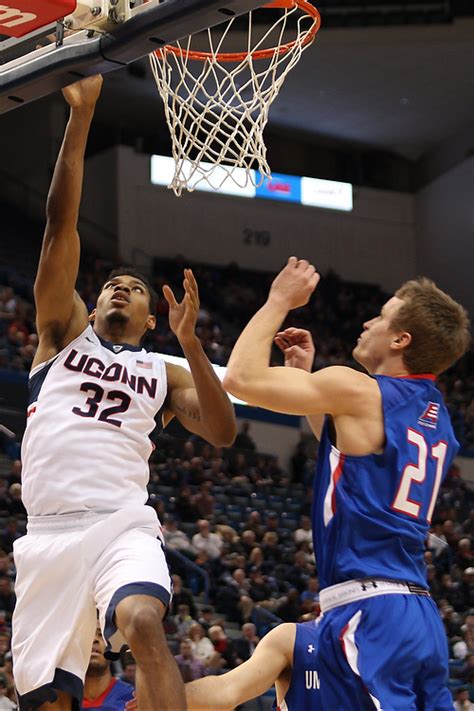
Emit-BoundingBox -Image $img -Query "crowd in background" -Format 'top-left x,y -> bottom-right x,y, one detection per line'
0,247 -> 474,707
1,253 -> 473,453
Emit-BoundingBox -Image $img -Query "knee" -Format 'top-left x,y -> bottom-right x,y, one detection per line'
117,600 -> 167,655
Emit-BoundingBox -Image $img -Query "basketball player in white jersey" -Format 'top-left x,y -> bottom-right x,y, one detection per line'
12,76 -> 237,711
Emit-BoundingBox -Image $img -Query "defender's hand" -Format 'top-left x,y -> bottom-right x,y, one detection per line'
269,257 -> 320,311
125,696 -> 137,711
275,327 -> 315,372
163,269 -> 199,346
62,75 -> 103,108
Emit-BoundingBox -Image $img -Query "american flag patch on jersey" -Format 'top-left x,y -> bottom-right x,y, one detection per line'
418,401 -> 440,429
136,360 -> 152,370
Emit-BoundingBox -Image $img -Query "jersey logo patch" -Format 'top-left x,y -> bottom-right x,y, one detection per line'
113,345 -> 123,353
418,402 -> 440,429
307,644 -> 316,653
136,359 -> 152,369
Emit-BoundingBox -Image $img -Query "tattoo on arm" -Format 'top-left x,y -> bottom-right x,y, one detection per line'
174,403 -> 201,422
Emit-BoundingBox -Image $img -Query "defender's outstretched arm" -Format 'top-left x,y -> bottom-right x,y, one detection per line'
185,624 -> 294,710
33,76 -> 102,360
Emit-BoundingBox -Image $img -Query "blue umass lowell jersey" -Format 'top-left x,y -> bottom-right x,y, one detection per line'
313,375 -> 459,589
272,621 -> 321,711
82,678 -> 134,710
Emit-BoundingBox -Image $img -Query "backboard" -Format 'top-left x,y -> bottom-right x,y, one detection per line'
0,0 -> 270,114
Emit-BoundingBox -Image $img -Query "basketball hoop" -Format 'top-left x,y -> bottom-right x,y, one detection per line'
149,0 -> 321,196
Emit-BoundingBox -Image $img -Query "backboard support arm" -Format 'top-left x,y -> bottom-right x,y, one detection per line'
0,0 -> 270,114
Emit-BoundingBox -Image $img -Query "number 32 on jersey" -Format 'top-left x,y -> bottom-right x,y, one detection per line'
392,428 -> 447,523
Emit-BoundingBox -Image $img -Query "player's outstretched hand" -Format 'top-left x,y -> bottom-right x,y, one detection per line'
163,268 -> 200,346
62,74 -> 103,109
269,257 -> 320,311
275,327 -> 315,372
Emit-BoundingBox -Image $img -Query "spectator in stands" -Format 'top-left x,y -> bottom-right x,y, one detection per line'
234,422 -> 256,451
0,579 -> 14,618
453,653 -> 474,685
0,674 -> 15,710
242,511 -> 263,541
170,575 -> 197,619
277,589 -> 302,623
174,604 -> 197,640
0,651 -> 13,697
82,625 -> 134,710
7,483 -> 26,517
441,606 -> 462,638
192,520 -> 223,560
263,512 -> 280,536
454,686 -> 474,711
301,577 -> 319,604
294,515 -> 313,548
234,623 -> 259,664
248,567 -> 272,604
188,623 -> 215,665
0,519 -> 20,554
197,607 -> 214,635
456,539 -> 474,571
0,635 -> 9,668
463,512 -> 474,538
163,516 -> 196,558
239,530 -> 257,557
192,482 -> 215,519
261,531 -> 282,566
462,568 -> 474,609
119,651 -> 136,688
5,461 -> 20,489
175,485 -> 199,523
453,628 -> 474,660
208,626 -> 238,670
286,550 -> 313,593
174,639 -> 207,683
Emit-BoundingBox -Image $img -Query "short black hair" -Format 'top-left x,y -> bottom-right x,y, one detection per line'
105,266 -> 158,315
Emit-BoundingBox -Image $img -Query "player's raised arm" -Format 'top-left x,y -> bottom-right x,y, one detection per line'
163,269 -> 237,447
185,624 -> 294,710
33,75 -> 103,355
223,257 -> 375,418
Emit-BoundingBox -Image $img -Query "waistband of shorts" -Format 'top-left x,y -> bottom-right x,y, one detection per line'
27,510 -> 115,533
320,577 -> 431,613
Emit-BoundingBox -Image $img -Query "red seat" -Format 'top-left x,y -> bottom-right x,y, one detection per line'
0,0 -> 76,38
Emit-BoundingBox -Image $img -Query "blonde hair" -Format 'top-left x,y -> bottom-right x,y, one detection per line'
392,278 -> 470,375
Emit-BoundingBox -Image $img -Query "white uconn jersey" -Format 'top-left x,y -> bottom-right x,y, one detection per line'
21,325 -> 167,516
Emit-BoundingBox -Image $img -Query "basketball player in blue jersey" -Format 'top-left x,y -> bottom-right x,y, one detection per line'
12,76 -> 237,711
224,256 -> 470,711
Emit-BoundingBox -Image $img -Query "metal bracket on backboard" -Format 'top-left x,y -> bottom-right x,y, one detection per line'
0,0 -> 270,114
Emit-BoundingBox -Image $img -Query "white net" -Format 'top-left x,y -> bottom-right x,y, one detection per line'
149,0 -> 320,196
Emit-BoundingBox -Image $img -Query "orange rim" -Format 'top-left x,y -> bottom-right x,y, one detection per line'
155,0 -> 320,63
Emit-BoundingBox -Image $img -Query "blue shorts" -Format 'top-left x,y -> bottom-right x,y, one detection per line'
318,594 -> 452,711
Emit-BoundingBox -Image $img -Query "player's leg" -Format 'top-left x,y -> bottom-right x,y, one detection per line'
318,597 -> 422,710
93,507 -> 185,711
13,527 -> 96,711
416,597 -> 453,711
115,594 -> 186,710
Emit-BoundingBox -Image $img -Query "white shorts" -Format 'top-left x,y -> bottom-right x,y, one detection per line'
12,506 -> 171,710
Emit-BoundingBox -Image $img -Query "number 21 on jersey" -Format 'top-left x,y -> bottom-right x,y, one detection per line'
392,428 -> 447,523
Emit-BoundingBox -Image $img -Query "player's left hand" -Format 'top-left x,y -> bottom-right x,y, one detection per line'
62,74 -> 103,109
269,257 -> 320,311
124,696 -> 137,711
163,268 -> 199,345
275,327 -> 315,372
